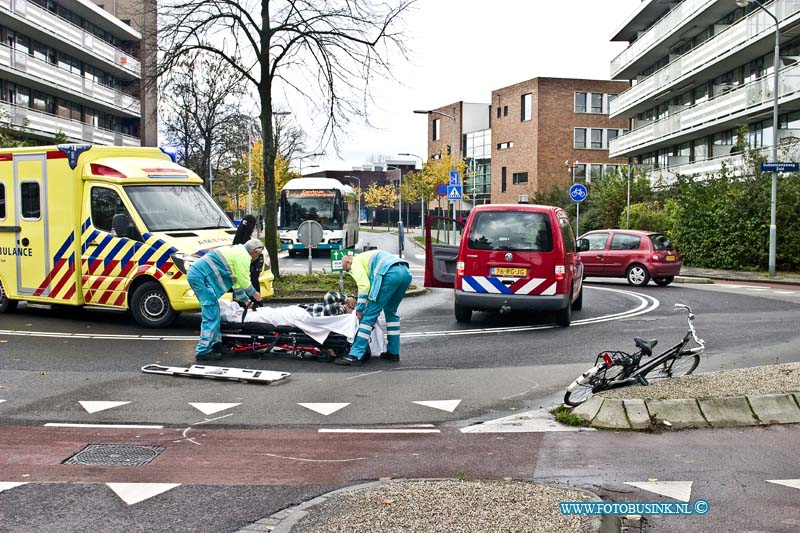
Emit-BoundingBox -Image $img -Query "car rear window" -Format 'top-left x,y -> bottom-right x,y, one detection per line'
468,211 -> 553,252
649,234 -> 674,251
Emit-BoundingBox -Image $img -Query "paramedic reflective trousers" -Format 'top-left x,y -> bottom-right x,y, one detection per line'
187,261 -> 228,356
349,263 -> 412,359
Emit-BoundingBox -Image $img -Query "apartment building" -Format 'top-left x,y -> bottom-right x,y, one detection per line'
424,78 -> 629,206
0,0 -> 156,147
609,0 -> 800,181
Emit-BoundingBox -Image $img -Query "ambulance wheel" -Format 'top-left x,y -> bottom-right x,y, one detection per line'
130,281 -> 177,328
0,280 -> 17,313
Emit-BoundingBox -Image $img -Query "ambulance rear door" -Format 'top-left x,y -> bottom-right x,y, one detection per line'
13,153 -> 50,297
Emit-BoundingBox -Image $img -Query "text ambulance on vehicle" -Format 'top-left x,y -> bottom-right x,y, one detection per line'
0,144 -> 273,328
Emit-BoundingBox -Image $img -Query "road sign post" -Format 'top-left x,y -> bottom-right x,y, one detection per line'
449,170 -> 460,244
298,220 -> 323,275
569,183 -> 588,236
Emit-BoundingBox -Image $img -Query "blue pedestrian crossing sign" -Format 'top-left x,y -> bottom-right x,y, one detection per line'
447,184 -> 462,201
449,170 -> 461,186
569,183 -> 588,203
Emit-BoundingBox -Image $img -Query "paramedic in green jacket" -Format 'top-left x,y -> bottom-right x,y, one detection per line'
187,239 -> 263,362
336,250 -> 412,366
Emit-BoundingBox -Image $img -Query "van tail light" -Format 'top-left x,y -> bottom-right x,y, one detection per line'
456,261 -> 464,276
555,264 -> 565,281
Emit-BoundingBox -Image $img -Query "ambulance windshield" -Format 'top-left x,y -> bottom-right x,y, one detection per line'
125,185 -> 234,231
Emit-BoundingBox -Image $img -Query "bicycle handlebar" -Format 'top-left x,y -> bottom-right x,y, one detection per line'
674,303 -> 704,347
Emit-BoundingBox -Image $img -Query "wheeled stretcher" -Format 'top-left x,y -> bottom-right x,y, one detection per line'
217,300 -> 384,362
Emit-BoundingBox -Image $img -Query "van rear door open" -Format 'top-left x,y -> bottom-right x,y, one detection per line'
424,215 -> 464,288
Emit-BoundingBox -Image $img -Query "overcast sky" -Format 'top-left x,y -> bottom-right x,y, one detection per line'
294,0 -> 643,172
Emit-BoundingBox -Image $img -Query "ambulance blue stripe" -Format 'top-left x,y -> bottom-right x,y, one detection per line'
104,240 -> 127,267
487,277 -> 513,294
120,244 -> 137,268
82,218 -> 91,233
89,234 -> 113,262
138,240 -> 159,264
463,276 -> 487,293
68,251 -> 75,268
54,232 -> 74,262
81,229 -> 98,254
155,247 -> 177,269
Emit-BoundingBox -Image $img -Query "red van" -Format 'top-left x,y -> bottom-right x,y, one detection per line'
425,204 -> 584,326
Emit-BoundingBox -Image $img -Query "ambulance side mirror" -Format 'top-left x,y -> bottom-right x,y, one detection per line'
112,213 -> 141,241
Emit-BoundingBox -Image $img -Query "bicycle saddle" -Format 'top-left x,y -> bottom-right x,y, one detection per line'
634,337 -> 658,356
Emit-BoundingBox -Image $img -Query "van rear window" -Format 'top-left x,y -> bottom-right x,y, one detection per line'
468,211 -> 553,252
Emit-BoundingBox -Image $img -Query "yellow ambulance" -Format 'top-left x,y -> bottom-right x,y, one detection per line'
0,144 -> 273,327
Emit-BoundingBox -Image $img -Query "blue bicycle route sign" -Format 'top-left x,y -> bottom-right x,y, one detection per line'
569,183 -> 588,203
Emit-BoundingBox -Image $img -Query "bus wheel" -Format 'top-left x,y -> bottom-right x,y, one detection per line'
130,281 -> 177,328
0,280 -> 18,313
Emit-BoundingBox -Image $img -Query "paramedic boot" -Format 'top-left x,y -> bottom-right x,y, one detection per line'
379,352 -> 399,361
334,355 -> 363,367
196,351 -> 223,362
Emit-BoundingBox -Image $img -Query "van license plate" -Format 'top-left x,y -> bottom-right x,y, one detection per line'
666,255 -> 676,262
492,267 -> 527,277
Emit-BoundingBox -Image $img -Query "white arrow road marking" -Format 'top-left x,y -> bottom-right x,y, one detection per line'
767,479 -> 800,490
413,400 -> 462,413
189,403 -> 241,416
79,401 -> 130,414
625,481 -> 693,501
298,403 -> 350,416
106,483 -> 181,506
0,482 -> 28,494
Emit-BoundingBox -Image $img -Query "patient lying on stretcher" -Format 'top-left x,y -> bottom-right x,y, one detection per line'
218,298 -> 386,354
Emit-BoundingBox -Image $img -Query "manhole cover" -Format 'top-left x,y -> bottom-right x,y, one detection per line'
63,444 -> 164,466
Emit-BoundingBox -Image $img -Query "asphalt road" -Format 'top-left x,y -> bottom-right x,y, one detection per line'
1,229 -> 799,531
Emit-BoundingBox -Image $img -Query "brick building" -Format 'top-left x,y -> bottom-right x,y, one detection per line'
423,77 -> 630,205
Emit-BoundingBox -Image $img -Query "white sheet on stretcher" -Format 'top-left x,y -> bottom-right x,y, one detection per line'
219,300 -> 386,354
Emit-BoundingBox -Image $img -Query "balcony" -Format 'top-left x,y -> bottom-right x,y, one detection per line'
609,61 -> 800,157
0,102 -> 141,147
0,44 -> 141,116
0,0 -> 140,78
611,0 -> 800,118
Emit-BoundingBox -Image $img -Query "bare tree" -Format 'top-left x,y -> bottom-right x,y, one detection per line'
159,0 -> 414,276
160,51 -> 248,188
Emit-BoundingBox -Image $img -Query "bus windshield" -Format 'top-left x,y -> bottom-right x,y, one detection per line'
279,189 -> 343,230
125,185 -> 233,232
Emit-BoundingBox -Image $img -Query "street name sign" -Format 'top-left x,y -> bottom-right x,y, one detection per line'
761,162 -> 799,172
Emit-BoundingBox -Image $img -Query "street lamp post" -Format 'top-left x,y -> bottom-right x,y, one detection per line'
295,152 -> 324,176
736,0 -> 780,276
399,152 -> 424,227
414,109 -> 458,244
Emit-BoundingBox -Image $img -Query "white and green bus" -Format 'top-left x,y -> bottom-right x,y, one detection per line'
278,178 -> 359,256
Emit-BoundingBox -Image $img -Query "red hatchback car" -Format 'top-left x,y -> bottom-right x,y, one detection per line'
577,230 -> 681,286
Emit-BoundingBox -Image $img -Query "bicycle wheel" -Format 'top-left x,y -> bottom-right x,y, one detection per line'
643,351 -> 700,381
564,364 -> 626,407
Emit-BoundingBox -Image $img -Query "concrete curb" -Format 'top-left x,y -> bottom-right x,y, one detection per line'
235,478 -> 613,533
674,276 -> 714,284
572,392 -> 800,431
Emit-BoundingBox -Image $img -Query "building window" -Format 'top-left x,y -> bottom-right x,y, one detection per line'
496,106 -> 501,119
432,153 -> 441,160
503,105 -> 508,117
512,172 -> 528,184
432,119 -> 440,141
574,92 -> 586,113
574,164 -> 586,181
591,129 -> 603,149
574,128 -> 586,149
0,183 -> 5,219
607,129 -> 619,145
501,167 -> 507,192
20,181 -> 41,219
591,93 -> 603,113
589,164 -> 602,182
521,93 -> 532,121
496,141 -> 513,150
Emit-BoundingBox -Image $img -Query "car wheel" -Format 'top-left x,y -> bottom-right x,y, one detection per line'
288,250 -> 297,258
556,295 -> 572,327
653,276 -> 675,286
571,285 -> 583,311
626,264 -> 650,287
0,280 -> 18,313
130,281 -> 177,328
454,303 -> 472,323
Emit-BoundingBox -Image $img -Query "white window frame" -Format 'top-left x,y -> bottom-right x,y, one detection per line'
432,118 -> 440,141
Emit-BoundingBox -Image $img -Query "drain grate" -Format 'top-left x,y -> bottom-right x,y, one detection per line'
63,444 -> 164,466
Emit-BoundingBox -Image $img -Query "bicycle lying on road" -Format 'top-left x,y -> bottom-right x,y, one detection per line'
564,304 -> 705,407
